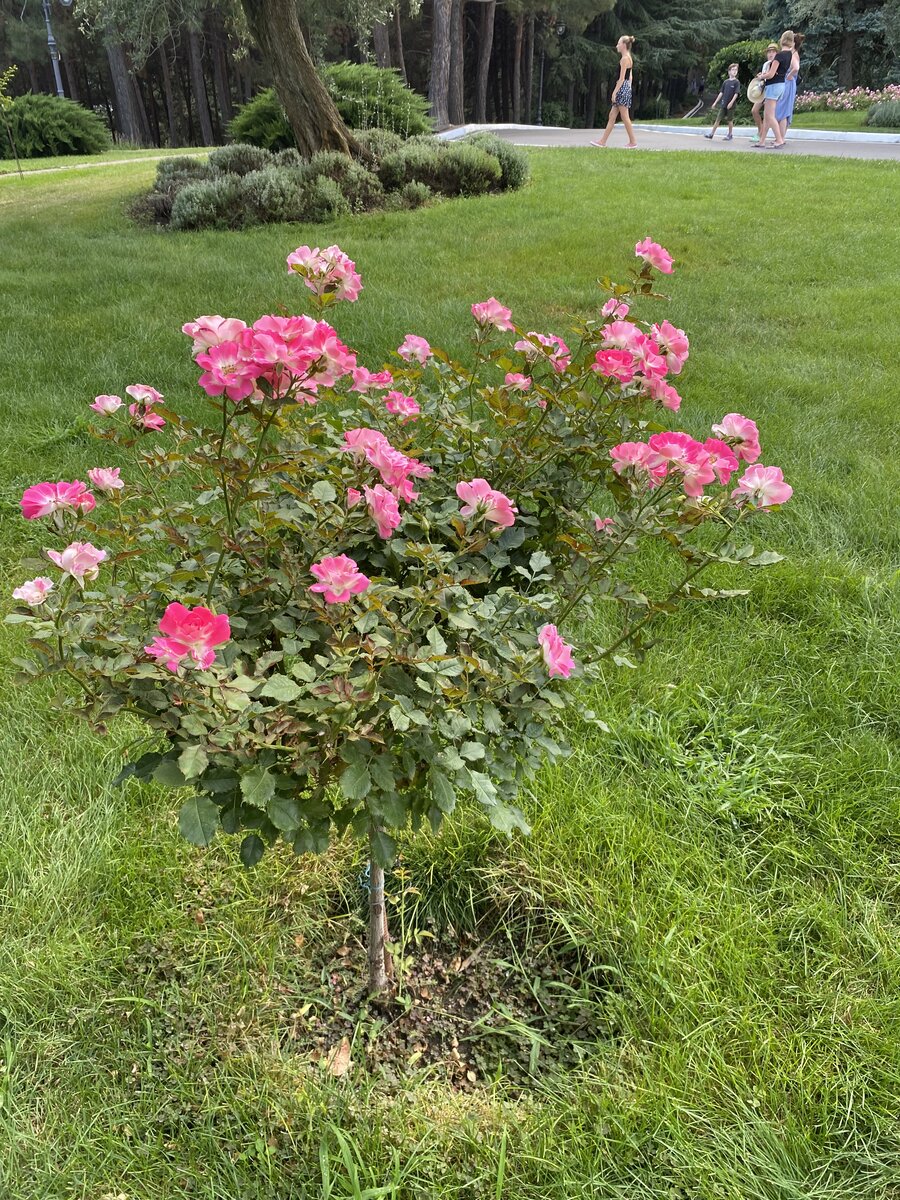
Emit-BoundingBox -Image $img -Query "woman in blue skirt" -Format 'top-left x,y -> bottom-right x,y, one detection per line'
591,36 -> 638,148
777,32 -> 803,141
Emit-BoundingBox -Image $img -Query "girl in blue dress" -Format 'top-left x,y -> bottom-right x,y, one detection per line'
777,32 -> 803,141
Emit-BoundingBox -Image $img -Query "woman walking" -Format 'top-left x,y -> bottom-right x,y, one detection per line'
777,32 -> 803,141
755,30 -> 794,149
591,36 -> 637,148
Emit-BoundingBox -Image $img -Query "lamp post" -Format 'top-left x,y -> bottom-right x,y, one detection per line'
41,0 -> 73,100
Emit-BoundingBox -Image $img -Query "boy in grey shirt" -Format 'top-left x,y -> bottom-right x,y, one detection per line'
704,64 -> 741,140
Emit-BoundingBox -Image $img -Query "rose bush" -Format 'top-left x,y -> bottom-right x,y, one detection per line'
7,238 -> 791,994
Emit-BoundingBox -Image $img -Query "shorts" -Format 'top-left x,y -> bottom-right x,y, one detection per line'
765,83 -> 785,101
613,82 -> 632,108
719,104 -> 735,119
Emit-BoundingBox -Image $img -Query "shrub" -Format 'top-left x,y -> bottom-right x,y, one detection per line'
299,174 -> 352,222
273,147 -> 304,168
378,140 -> 446,192
305,150 -> 384,211
155,156 -> 211,188
399,180 -> 433,208
208,143 -> 273,176
706,39 -> 771,95
240,167 -> 307,224
8,238 -> 792,996
379,140 -> 503,197
170,174 -> 245,231
867,99 -> 900,126
324,61 -> 432,136
353,127 -> 404,164
795,85 -> 900,113
228,89 -> 293,152
1,93 -> 110,158
467,133 -> 530,191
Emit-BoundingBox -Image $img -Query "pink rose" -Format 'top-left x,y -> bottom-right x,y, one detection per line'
364,484 -> 403,539
594,517 -> 615,533
710,413 -> 761,463
472,298 -> 514,332
643,376 -> 682,412
87,467 -> 124,494
21,481 -> 96,520
514,332 -> 570,373
351,367 -> 393,393
287,244 -> 362,303
129,405 -> 166,431
125,384 -> 164,407
601,298 -> 630,318
90,394 -> 123,415
342,427 -> 390,459
144,602 -> 231,673
12,576 -> 54,607
650,320 -> 690,374
593,349 -> 636,383
46,541 -> 106,584
635,237 -> 674,274
397,334 -> 431,364
538,624 -> 575,679
647,432 -> 715,498
703,438 -> 739,485
182,315 -> 248,356
346,488 -> 362,509
610,442 -> 667,485
636,341 -> 669,382
384,391 -> 421,421
504,372 -> 532,392
456,478 -> 518,529
195,341 -> 262,403
309,555 -> 371,604
731,465 -> 792,508
600,320 -> 646,354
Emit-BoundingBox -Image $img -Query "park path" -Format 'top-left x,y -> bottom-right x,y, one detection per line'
492,125 -> 900,161
0,149 -> 208,181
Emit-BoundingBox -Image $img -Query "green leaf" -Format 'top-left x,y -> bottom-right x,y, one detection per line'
341,760 -> 372,801
178,745 -> 209,781
311,480 -> 337,503
369,828 -> 397,868
389,705 -> 411,732
259,673 -> 303,702
293,824 -> 330,856
153,758 -> 189,787
430,768 -> 457,815
747,550 -> 785,567
241,764 -> 276,808
289,660 -> 317,682
482,703 -> 503,734
468,770 -> 497,808
460,741 -> 486,761
369,755 -> 396,792
240,833 -> 265,868
178,795 -> 220,846
268,795 -> 301,831
369,792 -> 407,826
426,626 -> 447,656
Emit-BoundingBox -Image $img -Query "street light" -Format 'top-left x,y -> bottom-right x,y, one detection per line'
41,0 -> 73,100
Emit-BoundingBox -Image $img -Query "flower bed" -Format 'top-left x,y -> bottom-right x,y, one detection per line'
794,85 -> 900,112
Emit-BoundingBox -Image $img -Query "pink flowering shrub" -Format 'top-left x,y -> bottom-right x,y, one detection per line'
7,238 -> 791,990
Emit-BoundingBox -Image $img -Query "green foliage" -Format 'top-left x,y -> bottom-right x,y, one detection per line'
305,150 -> 384,211
239,167 -> 307,224
353,126 -> 404,164
0,93 -> 110,159
169,174 -> 244,231
706,39 -> 771,93
466,133 -> 531,191
228,88 -> 293,152
398,179 -> 433,209
300,173 -> 353,221
207,142 -> 274,176
379,140 -> 502,197
273,146 -> 305,168
867,99 -> 900,126
324,61 -> 433,136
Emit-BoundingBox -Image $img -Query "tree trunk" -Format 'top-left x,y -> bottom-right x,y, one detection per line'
585,64 -> 597,130
838,28 -> 855,88
63,56 -> 80,103
239,0 -> 359,155
429,0 -> 453,129
373,21 -> 392,68
187,27 -> 215,145
393,5 -> 407,83
367,831 -> 394,998
131,73 -> 155,146
525,14 -> 534,122
512,14 -> 523,122
105,37 -> 145,144
448,0 -> 465,125
209,11 -> 234,129
474,0 -> 495,124
159,42 -> 180,147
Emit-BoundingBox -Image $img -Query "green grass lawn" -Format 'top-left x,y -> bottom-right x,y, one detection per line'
1,151 -> 899,1199
666,110 -> 898,134
0,145 -> 210,176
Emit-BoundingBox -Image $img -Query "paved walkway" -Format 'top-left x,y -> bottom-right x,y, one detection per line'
477,124 -> 900,162
0,149 -> 208,181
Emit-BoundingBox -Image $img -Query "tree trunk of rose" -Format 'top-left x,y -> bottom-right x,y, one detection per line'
429,0 -> 452,129
239,0 -> 360,156
367,831 -> 394,997
474,0 -> 496,124
448,0 -> 465,125
373,21 -> 392,68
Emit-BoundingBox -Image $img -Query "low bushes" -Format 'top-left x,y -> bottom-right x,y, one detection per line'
867,99 -> 900,127
136,137 -> 529,232
1,93 -> 110,158
230,65 -> 432,152
794,84 -> 900,112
